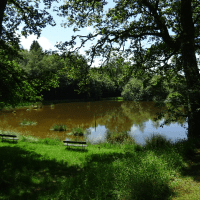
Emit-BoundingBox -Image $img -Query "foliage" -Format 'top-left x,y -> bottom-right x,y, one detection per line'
51,123 -> 68,131
10,48 -> 62,103
0,40 -> 40,109
53,0 -> 200,139
89,68 -> 117,99
0,0 -> 59,109
71,127 -> 85,135
30,40 -> 43,53
121,77 -> 144,101
57,51 -> 116,99
55,52 -> 91,99
2,0 -> 57,41
18,49 -> 63,81
100,53 -> 131,91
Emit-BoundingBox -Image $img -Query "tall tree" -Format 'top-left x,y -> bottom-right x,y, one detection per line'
100,52 -> 136,93
0,0 -> 59,109
54,0 -> 200,141
30,40 -> 43,53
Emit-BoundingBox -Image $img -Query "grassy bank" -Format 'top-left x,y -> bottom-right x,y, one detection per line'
0,97 -> 124,111
0,129 -> 200,200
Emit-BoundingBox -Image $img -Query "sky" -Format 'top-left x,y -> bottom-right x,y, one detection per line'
14,0 -> 199,74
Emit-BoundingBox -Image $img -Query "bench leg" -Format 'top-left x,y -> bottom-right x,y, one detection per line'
82,145 -> 85,151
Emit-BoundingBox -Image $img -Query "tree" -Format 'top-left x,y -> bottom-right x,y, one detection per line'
58,51 -> 95,99
54,0 -> 200,141
0,0 -> 60,109
30,40 -> 43,53
101,53 -> 132,92
14,48 -> 66,100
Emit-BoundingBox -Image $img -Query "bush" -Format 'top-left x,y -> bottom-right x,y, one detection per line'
121,77 -> 145,101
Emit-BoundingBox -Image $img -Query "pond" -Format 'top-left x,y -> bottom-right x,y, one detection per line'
0,100 -> 188,146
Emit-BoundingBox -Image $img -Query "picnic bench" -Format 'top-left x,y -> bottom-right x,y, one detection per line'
63,140 -> 87,150
0,134 -> 19,143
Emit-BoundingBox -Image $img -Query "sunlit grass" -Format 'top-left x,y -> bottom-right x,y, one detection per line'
0,126 -> 199,199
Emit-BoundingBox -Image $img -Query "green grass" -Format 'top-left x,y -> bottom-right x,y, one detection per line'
50,123 -> 68,131
1,99 -> 200,199
0,128 -> 200,200
19,119 -> 38,126
50,124 -> 86,136
71,127 -> 85,136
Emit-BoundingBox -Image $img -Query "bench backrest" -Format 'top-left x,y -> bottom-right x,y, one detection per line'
0,134 -> 17,137
63,141 -> 87,144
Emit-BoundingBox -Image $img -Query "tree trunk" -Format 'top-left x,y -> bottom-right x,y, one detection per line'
181,0 -> 200,141
0,0 -> 7,38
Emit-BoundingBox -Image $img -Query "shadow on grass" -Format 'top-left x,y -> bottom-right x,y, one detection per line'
181,149 -> 200,180
0,145 -> 86,200
64,147 -> 88,153
0,140 -> 18,144
0,143 -> 178,200
175,138 -> 200,182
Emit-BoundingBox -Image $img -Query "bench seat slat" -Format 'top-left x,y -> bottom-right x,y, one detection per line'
2,138 -> 19,140
63,140 -> 87,150
0,134 -> 17,137
63,141 -> 86,144
64,144 -> 87,147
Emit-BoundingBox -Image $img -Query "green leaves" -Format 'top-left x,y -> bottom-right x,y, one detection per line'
30,40 -> 43,52
112,16 -> 118,21
0,40 -> 64,109
0,0 -> 65,109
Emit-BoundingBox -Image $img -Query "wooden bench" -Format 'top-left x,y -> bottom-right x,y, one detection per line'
0,134 -> 19,143
63,141 -> 87,150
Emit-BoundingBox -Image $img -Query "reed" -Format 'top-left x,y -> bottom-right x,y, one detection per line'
19,119 -> 38,126
51,123 -> 68,131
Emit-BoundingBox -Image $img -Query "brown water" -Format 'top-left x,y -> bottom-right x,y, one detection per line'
0,100 -> 188,146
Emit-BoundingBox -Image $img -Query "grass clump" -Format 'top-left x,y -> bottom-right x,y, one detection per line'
143,132 -> 173,150
19,119 -> 38,126
50,104 -> 55,108
71,127 -> 85,136
50,123 -> 68,131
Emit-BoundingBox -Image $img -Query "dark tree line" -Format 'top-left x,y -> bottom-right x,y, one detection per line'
8,40 -> 187,105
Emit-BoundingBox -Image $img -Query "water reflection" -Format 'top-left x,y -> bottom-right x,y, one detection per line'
0,100 -> 188,146
85,119 -> 188,146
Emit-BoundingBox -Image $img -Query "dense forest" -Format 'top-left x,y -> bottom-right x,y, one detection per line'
4,40 -> 188,105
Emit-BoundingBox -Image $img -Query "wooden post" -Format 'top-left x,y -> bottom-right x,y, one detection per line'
94,111 -> 96,132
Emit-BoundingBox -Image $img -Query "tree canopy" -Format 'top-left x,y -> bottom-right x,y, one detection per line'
30,40 -> 43,53
53,0 -> 200,140
0,0 -> 60,109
